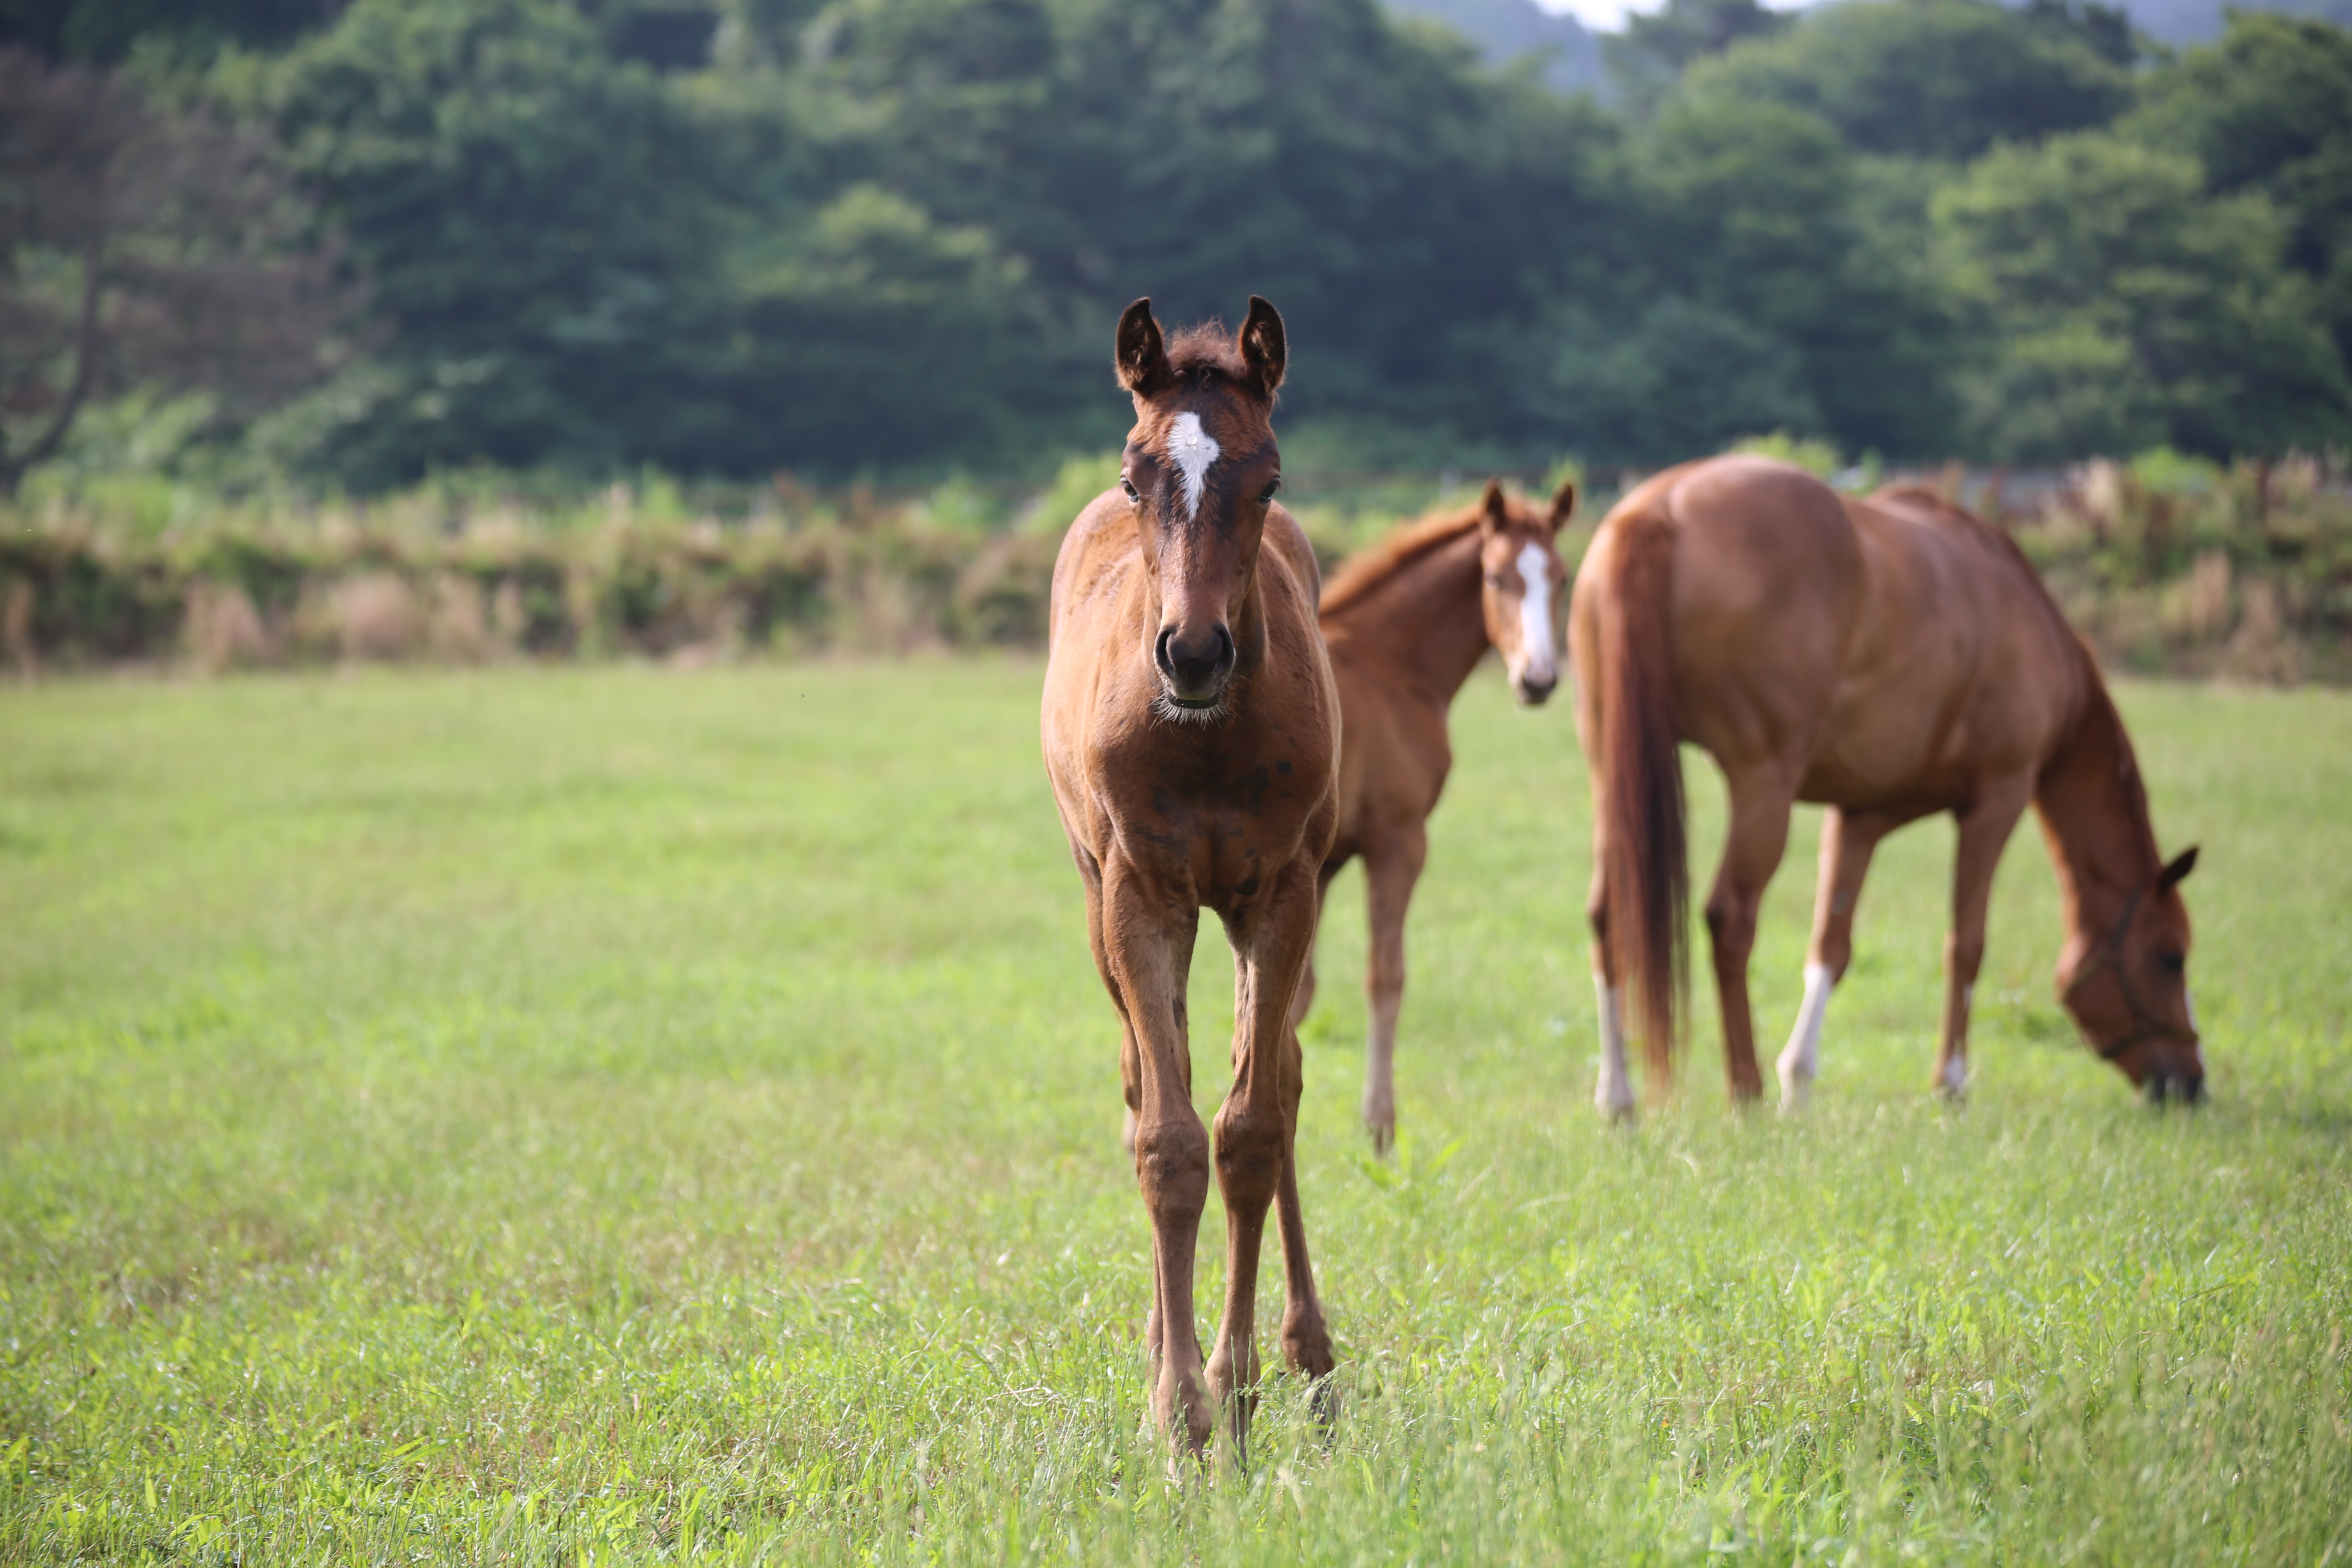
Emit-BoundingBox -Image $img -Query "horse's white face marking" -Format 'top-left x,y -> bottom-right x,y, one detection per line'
1777,962 -> 1833,1110
1594,977 -> 1634,1119
1513,541 -> 1556,685
1165,412 -> 1220,521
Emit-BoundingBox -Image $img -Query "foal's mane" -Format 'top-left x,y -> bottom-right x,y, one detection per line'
1162,321 -> 1256,392
1319,503 -> 1486,616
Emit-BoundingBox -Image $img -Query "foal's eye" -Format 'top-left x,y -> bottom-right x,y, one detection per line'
1484,572 -> 1506,588
1259,477 -> 1282,503
2154,950 -> 2186,975
1120,477 -> 1140,502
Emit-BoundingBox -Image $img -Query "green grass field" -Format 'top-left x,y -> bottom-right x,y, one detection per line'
2,662 -> 2348,1565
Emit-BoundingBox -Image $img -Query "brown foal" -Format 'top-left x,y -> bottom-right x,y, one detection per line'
1569,456 -> 2204,1114
1288,479 -> 1574,1150
1041,297 -> 1339,1460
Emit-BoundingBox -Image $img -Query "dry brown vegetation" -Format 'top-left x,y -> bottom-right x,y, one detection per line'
3,455 -> 2346,682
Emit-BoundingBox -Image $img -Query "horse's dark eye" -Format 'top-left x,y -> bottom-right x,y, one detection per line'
1120,477 -> 1140,502
2154,951 -> 2185,975
1260,477 -> 1282,503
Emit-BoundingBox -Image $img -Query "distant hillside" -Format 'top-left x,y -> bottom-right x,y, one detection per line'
1388,0 -> 2350,86
1384,0 -> 1604,92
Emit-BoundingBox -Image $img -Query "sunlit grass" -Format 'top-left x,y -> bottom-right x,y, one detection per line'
2,663 -> 2347,1563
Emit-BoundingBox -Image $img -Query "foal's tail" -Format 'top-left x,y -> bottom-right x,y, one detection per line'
1598,512 -> 1686,1089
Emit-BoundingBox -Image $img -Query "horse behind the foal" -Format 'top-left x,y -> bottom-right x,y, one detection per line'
1290,478 -> 1574,1151
1041,296 -> 1339,1460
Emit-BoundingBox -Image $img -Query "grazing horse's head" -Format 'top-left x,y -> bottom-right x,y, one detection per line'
2057,845 -> 2204,1102
1113,296 -> 1287,724
1473,477 -> 1575,706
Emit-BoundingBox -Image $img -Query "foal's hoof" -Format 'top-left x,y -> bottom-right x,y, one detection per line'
1154,1377 -> 1214,1461
1308,1372 -> 1343,1435
1363,1117 -> 1395,1156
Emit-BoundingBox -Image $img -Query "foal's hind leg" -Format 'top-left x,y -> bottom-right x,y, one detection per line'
1934,779 -> 2031,1100
1287,863 -> 1341,1034
1705,766 -> 1797,1104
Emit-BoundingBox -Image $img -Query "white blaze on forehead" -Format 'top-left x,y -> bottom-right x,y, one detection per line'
1515,540 -> 1556,677
1164,412 -> 1221,521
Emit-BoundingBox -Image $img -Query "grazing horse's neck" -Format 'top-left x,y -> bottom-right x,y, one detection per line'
1326,530 -> 1490,705
2034,669 -> 2164,946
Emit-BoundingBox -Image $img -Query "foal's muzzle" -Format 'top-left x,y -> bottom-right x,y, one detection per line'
2144,1069 -> 2206,1107
1514,669 -> 1558,706
1156,623 -> 1235,707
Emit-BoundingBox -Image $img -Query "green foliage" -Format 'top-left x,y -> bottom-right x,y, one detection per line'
2126,12 -> 2352,366
1932,131 -> 2351,460
234,0 -> 747,487
1,665 -> 2349,1559
1684,0 -> 2134,162
15,0 -> 2352,489
1026,450 -> 1122,538
1730,429 -> 1840,477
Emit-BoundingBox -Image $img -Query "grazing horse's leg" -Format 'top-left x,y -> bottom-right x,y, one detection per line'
1358,825 -> 1428,1153
1207,858 -> 1324,1458
1099,862 -> 1212,1454
1704,766 -> 1797,1104
1936,779 -> 2031,1099
1586,843 -> 1635,1121
1778,806 -> 1902,1110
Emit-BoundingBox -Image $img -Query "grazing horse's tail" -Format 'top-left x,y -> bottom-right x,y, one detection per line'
1599,511 -> 1686,1089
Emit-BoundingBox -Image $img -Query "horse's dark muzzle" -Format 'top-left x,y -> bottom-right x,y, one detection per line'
1156,624 -> 1235,705
1516,672 -> 1558,706
2145,1072 -> 2206,1107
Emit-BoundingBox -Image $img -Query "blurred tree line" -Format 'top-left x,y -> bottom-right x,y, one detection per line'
1,0 -> 2347,491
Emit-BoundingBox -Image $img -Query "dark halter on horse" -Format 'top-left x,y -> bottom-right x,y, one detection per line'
2065,876 -> 2198,1061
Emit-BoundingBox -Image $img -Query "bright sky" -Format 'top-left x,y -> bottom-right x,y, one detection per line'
1534,0 -> 1807,35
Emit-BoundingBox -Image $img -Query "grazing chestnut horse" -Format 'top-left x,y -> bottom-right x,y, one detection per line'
1287,478 -> 1574,1151
1570,455 -> 2204,1116
1042,296 -> 1338,1459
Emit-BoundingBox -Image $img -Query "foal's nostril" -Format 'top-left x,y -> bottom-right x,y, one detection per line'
1156,623 -> 1233,697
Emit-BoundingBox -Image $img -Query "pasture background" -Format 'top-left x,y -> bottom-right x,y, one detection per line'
1,661 -> 2348,1564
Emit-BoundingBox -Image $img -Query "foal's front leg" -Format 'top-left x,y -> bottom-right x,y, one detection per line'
1100,863 -> 1212,1454
1207,860 -> 1326,1458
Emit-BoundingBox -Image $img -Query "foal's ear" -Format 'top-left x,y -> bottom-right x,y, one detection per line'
1115,298 -> 1169,394
2158,845 -> 2199,892
1238,295 -> 1286,397
1546,477 -> 1578,534
1477,478 -> 1508,539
